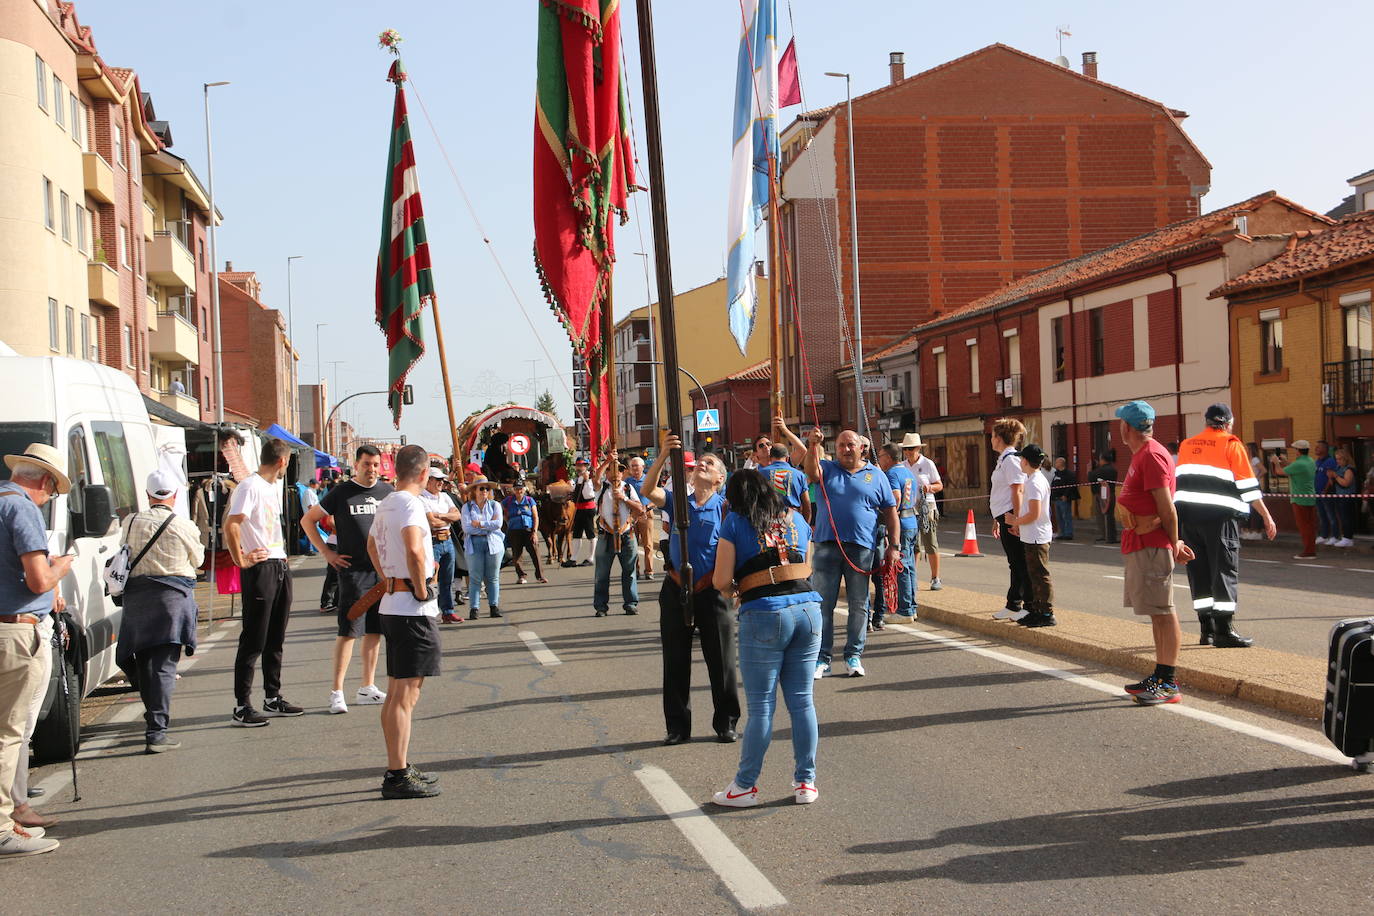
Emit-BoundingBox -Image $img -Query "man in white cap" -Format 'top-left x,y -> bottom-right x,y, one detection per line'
116,470 -> 205,753
901,433 -> 944,590
0,443 -> 73,857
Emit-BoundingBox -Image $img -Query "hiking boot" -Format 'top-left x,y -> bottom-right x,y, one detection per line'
381,770 -> 441,799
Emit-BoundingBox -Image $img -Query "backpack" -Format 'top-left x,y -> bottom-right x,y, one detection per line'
103,510 -> 176,606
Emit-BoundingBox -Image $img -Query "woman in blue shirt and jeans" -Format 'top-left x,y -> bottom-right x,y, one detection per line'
711,469 -> 822,807
461,480 -> 505,619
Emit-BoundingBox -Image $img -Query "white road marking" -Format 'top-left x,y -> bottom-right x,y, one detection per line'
1102,574 -> 1187,590
1248,558 -> 1279,564
516,630 -> 561,666
633,764 -> 787,911
1298,564 -> 1334,569
30,626 -> 230,806
885,623 -> 1348,766
1355,569 -> 1374,574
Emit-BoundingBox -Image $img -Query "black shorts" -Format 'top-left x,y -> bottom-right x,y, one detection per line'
381,614 -> 442,679
572,507 -> 597,540
335,568 -> 382,638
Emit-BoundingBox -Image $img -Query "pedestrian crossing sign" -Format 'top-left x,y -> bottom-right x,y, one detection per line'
696,408 -> 720,433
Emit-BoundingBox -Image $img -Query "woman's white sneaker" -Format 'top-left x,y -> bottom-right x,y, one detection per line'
355,684 -> 387,705
792,781 -> 819,804
328,690 -> 348,714
711,781 -> 758,807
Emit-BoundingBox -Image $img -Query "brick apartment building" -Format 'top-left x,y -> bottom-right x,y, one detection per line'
778,43 -> 1210,429
910,192 -> 1331,504
218,267 -> 299,432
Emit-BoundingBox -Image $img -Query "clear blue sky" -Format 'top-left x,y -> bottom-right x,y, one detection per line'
90,1 -> 1369,452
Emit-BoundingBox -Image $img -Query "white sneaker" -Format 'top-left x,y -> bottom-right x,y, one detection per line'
792,781 -> 819,804
1010,609 -> 1030,621
711,780 -> 758,807
992,606 -> 1019,620
328,690 -> 348,714
0,828 -> 58,857
814,662 -> 831,680
1316,537 -> 1332,546
844,657 -> 866,677
1336,537 -> 1355,548
929,578 -> 943,591
355,684 -> 387,705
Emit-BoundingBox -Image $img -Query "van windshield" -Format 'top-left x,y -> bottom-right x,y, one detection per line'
0,423 -> 56,527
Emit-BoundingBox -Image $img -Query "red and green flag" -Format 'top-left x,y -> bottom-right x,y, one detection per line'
375,53 -> 434,427
533,0 -> 634,459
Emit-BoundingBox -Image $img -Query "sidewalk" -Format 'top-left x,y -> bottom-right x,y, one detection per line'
908,583 -> 1327,719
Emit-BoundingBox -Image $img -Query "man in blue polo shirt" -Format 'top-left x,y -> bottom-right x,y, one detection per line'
779,420 -> 899,678
756,444 -> 811,519
873,443 -> 919,624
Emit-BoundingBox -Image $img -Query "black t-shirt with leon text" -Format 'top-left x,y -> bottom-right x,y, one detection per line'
319,480 -> 394,573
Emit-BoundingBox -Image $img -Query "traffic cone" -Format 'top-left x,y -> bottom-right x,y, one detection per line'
954,509 -> 984,557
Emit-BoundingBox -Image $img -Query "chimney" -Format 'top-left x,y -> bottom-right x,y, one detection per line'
889,51 -> 905,85
1081,51 -> 1098,80
224,260 -> 233,272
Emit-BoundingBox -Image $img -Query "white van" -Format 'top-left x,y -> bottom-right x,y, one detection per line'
0,355 -> 158,760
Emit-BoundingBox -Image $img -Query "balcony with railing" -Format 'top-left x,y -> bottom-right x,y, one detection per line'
1324,359 -> 1374,414
148,230 -> 196,289
151,309 -> 199,363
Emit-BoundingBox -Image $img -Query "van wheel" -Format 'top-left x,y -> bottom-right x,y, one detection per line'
32,651 -> 82,764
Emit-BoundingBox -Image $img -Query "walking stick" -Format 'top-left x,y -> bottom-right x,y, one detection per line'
55,615 -> 80,802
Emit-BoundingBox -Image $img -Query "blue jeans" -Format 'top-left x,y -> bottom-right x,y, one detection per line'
433,538 -> 456,613
593,532 -> 639,612
812,541 -> 874,665
1317,497 -> 1338,540
467,545 -> 500,611
735,600 -> 822,788
870,528 -> 918,620
1052,500 -> 1075,539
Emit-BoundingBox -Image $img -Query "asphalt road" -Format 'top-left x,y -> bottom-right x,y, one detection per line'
921,517 -> 1374,659
21,557 -> 1374,914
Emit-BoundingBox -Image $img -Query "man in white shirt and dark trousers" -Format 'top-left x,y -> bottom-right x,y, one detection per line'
1009,444 -> 1056,628
224,438 -> 302,726
593,451 -> 645,617
366,445 -> 442,800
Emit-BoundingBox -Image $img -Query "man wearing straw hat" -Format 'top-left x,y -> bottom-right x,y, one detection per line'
900,433 -> 944,591
0,443 -> 73,857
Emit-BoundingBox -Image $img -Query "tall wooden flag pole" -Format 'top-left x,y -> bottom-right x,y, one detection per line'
633,0 -> 693,610
376,31 -> 460,462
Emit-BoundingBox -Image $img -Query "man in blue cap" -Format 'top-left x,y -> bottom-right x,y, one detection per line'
1113,400 -> 1195,706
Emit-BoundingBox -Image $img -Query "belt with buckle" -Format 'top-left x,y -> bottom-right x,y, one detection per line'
0,613 -> 41,625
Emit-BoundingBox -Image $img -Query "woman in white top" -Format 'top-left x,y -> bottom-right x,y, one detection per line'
988,417 -> 1032,620
461,479 -> 505,619
1010,444 -> 1056,628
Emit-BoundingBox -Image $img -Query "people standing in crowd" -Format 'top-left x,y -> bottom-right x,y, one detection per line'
1114,401 -> 1196,707
644,436 -> 738,745
366,444 -> 443,800
1271,440 -> 1318,559
1088,450 -> 1119,544
1242,443 -> 1266,540
592,451 -> 645,617
503,477 -> 546,585
303,445 -> 393,714
225,438 -> 302,726
757,443 -> 811,521
1174,404 -> 1277,649
1329,447 -> 1358,548
115,470 -> 205,753
778,418 -> 898,679
1050,456 -> 1079,541
461,479 -> 505,620
874,443 -> 919,624
624,457 -> 656,582
1009,444 -> 1056,628
1314,440 -> 1339,546
419,467 -> 463,624
710,468 -> 821,807
988,418 -> 1032,622
901,433 -> 944,591
0,443 -> 73,856
565,457 -> 597,568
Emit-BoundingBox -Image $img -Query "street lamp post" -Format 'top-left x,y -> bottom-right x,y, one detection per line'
203,81 -> 230,424
825,70 -> 866,434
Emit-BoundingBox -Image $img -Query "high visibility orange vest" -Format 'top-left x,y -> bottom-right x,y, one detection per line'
1175,430 -> 1260,518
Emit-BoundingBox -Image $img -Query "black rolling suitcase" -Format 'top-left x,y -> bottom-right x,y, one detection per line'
1324,617 -> 1374,761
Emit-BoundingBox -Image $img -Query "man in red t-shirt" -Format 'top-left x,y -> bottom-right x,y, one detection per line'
1113,400 -> 1195,707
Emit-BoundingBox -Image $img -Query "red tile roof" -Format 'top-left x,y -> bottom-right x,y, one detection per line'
1212,211 -> 1374,297
914,192 -> 1326,333
725,360 -> 771,382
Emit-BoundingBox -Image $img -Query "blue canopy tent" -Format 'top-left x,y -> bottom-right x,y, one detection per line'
314,449 -> 339,469
263,423 -> 310,450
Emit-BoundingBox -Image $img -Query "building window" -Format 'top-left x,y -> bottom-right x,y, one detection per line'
119,224 -> 130,268
53,76 -> 64,129
123,324 -> 133,367
35,55 -> 47,111
87,314 -> 100,362
1089,309 -> 1106,376
59,191 -> 70,242
130,141 -> 139,183
1052,315 -> 1067,382
114,122 -> 124,168
201,306 -> 209,341
1091,420 -> 1113,464
80,314 -> 90,362
48,299 -> 59,351
1344,296 -> 1372,362
75,204 -> 87,253
967,341 -> 980,394
197,239 -> 205,272
42,177 -> 54,230
1259,309 -> 1283,374
70,94 -> 81,147
65,306 -> 75,356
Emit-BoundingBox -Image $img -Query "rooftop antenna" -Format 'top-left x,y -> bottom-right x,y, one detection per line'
1054,25 -> 1071,67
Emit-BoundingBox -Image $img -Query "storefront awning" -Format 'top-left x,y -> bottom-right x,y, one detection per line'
263,423 -> 311,450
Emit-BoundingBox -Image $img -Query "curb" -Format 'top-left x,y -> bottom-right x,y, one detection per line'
910,586 -> 1325,720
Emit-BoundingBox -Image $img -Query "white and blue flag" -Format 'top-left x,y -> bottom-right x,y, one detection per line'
725,0 -> 779,356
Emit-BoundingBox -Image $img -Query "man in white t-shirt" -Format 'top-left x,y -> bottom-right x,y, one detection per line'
224,438 -> 302,727
366,444 -> 442,800
1009,443 -> 1056,628
592,451 -> 646,617
900,433 -> 944,590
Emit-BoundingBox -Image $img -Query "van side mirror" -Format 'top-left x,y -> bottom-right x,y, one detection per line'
80,485 -> 114,538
